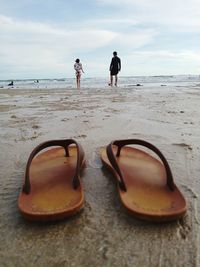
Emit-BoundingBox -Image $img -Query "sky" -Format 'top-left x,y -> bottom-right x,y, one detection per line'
0,0 -> 200,79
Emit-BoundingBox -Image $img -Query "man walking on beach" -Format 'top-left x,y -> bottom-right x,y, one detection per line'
109,51 -> 121,87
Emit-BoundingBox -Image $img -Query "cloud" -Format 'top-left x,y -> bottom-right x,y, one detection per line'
78,16 -> 159,50
96,0 -> 200,31
0,15 -> 117,78
121,49 -> 200,75
0,15 -> 116,48
114,29 -> 158,49
0,14 -> 160,78
128,50 -> 200,62
84,18 -> 140,29
1,0 -> 200,79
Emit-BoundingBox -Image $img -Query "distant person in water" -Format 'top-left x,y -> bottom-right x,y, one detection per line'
74,58 -> 84,89
8,81 -> 13,86
109,51 -> 121,87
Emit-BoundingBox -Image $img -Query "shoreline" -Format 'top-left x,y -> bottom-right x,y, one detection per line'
1,74 -> 199,91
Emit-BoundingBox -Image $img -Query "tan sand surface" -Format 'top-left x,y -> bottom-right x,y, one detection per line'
0,86 -> 199,267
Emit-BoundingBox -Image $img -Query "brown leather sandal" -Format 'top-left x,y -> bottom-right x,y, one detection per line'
101,139 -> 187,222
18,139 -> 85,221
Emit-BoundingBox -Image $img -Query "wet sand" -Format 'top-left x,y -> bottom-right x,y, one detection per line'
0,86 -> 200,267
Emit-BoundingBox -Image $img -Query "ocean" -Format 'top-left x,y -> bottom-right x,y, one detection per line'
0,75 -> 200,89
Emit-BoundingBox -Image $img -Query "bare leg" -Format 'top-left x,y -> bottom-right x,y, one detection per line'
109,75 -> 113,86
78,76 -> 79,89
115,75 -> 118,86
76,74 -> 81,89
76,75 -> 79,89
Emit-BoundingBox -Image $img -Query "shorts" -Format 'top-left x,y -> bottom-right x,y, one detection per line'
110,69 -> 118,76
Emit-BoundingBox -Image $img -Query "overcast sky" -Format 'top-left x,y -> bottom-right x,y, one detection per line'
0,0 -> 200,79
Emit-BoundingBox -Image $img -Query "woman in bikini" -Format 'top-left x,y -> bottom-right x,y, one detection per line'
74,58 -> 84,89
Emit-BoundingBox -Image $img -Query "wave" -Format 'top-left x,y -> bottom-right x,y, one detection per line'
0,75 -> 199,89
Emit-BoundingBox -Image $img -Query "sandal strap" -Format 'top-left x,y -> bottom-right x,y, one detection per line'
106,139 -> 175,192
23,139 -> 84,194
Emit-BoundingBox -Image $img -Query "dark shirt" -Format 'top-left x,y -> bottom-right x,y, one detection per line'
110,56 -> 121,72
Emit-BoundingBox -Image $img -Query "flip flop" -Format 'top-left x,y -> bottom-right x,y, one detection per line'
18,139 -> 85,221
101,139 -> 187,222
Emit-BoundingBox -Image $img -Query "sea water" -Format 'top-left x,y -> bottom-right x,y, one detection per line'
0,75 -> 200,89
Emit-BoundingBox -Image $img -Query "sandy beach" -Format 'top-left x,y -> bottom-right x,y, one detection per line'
0,85 -> 200,267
